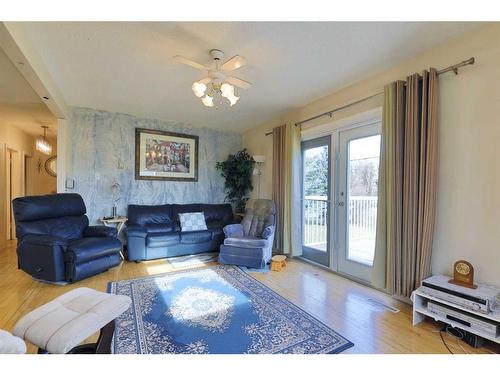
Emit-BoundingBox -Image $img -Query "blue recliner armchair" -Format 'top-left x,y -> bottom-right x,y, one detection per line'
12,193 -> 122,283
219,199 -> 276,269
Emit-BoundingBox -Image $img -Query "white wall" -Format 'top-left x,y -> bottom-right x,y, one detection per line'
243,24 -> 500,286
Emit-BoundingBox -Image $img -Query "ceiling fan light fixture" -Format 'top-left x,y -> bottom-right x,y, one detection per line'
201,95 -> 214,107
192,81 -> 207,98
178,49 -> 251,108
220,82 -> 234,98
227,93 -> 239,107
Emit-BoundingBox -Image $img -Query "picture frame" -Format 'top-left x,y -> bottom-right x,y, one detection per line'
135,128 -> 199,181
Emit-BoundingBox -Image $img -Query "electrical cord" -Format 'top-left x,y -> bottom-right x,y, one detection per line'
440,324 -> 471,354
439,329 -> 454,354
445,325 -> 468,354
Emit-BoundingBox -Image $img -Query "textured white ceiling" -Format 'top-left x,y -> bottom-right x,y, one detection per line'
0,47 -> 56,136
21,22 -> 481,132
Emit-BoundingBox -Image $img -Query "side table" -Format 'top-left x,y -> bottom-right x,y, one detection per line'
100,216 -> 128,259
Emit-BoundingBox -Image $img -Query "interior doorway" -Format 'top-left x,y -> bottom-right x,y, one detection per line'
6,148 -> 21,240
24,154 -> 34,196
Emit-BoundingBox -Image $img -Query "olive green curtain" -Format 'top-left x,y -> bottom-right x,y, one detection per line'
272,125 -> 286,252
372,69 -> 438,297
272,122 -> 302,256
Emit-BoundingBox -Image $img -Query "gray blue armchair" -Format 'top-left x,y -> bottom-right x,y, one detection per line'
219,199 -> 276,268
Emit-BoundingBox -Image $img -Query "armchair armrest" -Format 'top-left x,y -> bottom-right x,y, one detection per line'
124,226 -> 147,262
17,235 -> 67,282
223,224 -> 244,238
84,225 -> 117,238
261,226 -> 275,239
21,234 -> 67,247
124,225 -> 148,238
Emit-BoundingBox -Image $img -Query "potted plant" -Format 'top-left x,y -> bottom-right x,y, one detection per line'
216,149 -> 255,213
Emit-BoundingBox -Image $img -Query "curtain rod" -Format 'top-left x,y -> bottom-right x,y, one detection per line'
288,57 -> 476,128
265,124 -> 285,137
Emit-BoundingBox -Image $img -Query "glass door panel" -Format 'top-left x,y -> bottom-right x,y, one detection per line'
301,136 -> 331,266
337,124 -> 381,281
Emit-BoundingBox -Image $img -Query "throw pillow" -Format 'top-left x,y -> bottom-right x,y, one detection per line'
178,212 -> 208,232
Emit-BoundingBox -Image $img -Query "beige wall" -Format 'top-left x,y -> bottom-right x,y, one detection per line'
243,24 -> 500,286
0,123 -> 57,245
32,136 -> 57,195
0,123 -> 33,244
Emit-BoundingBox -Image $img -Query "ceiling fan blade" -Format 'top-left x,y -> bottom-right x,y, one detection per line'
221,55 -> 246,71
226,76 -> 252,89
173,55 -> 207,70
198,77 -> 212,84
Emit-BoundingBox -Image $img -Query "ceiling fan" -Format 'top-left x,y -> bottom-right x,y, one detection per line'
174,49 -> 252,108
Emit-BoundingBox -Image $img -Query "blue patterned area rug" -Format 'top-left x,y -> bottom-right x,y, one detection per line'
108,265 -> 353,354
166,252 -> 219,269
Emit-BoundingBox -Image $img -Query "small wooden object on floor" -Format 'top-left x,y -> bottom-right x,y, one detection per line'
271,255 -> 287,271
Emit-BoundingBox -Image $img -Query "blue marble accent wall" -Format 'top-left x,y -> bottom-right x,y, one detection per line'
67,107 -> 241,223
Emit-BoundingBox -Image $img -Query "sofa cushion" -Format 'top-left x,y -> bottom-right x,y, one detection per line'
16,215 -> 89,241
223,237 -> 269,248
206,220 -> 225,230
127,204 -> 174,227
241,199 -> 276,237
144,223 -> 174,233
180,230 -> 212,244
201,204 -> 234,224
66,237 -> 122,264
179,212 -> 208,232
12,193 -> 86,222
146,232 -> 180,247
172,204 -> 202,217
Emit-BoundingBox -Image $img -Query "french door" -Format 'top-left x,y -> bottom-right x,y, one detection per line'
337,124 -> 381,282
301,136 -> 331,266
300,121 -> 381,283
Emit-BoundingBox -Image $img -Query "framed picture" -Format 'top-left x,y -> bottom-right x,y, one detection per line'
135,128 -> 199,181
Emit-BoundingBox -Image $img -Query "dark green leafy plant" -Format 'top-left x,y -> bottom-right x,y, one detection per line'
216,149 -> 255,212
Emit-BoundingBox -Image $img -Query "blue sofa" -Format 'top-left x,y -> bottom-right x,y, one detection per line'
124,203 -> 235,261
12,193 -> 122,283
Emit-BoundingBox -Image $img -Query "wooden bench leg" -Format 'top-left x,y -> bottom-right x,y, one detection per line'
96,320 -> 115,354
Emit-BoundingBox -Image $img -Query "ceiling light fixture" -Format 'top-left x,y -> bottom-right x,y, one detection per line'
201,95 -> 214,107
192,82 -> 207,98
176,49 -> 252,109
35,125 -> 52,155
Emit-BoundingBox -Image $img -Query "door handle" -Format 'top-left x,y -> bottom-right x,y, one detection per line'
338,202 -> 344,207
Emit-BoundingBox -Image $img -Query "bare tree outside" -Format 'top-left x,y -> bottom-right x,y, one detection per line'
349,158 -> 379,197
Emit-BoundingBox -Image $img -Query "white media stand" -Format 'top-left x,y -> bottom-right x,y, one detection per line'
412,287 -> 500,344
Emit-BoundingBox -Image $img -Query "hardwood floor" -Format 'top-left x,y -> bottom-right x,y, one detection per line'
0,240 -> 498,354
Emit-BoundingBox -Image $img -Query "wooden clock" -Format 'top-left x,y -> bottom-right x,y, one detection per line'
448,260 -> 477,289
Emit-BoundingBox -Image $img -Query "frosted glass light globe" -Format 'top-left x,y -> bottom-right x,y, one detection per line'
192,82 -> 207,98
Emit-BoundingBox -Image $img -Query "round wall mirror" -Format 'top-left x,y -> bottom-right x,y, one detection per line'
44,155 -> 57,177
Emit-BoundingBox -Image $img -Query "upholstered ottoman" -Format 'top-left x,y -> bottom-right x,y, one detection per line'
0,329 -> 26,354
13,287 -> 131,354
